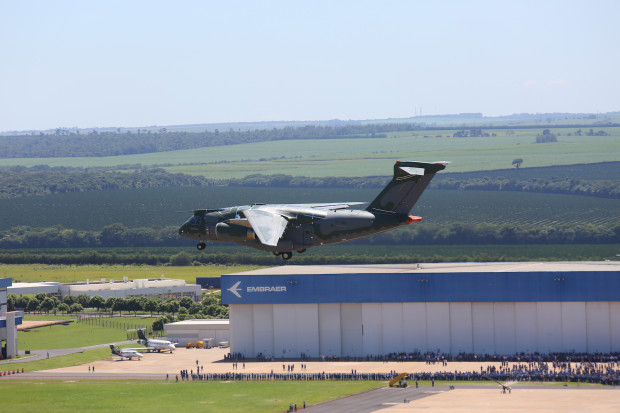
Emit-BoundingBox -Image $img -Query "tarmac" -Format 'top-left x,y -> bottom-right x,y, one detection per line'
3,347 -> 620,412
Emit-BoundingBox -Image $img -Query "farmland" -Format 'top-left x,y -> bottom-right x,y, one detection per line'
1,187 -> 618,231
1,127 -> 619,178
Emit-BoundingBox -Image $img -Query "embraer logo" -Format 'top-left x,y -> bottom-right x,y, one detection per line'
227,280 -> 287,298
228,281 -> 242,298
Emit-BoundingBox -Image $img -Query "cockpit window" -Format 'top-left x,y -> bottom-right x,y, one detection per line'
188,215 -> 201,226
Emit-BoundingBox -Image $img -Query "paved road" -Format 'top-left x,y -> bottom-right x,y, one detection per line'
303,386 -> 451,413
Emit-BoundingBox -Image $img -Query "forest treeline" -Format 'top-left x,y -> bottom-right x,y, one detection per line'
2,165 -> 620,200
1,222 -> 618,253
0,166 -> 213,199
0,124 -> 410,158
7,291 -> 229,328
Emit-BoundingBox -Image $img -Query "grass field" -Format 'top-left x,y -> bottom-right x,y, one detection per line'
0,129 -> 618,177
2,347 -> 113,372
0,381 -> 382,413
1,264 -> 262,284
19,316 -> 157,350
3,243 -> 619,274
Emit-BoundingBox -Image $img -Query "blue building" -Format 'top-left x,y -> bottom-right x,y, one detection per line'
1,277 -> 23,359
221,262 -> 620,358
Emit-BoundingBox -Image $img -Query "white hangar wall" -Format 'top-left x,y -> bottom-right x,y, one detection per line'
222,263 -> 620,358
230,301 -> 620,357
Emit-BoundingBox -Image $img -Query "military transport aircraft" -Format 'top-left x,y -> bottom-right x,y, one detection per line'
178,160 -> 447,259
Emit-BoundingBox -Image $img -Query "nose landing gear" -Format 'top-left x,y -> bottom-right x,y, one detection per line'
196,242 -> 206,250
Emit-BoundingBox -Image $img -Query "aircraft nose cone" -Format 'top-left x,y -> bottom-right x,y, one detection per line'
178,224 -> 187,235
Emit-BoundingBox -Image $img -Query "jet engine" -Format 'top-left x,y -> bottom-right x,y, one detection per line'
215,222 -> 256,243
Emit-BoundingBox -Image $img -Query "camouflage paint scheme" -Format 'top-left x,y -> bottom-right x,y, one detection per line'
178,161 -> 446,260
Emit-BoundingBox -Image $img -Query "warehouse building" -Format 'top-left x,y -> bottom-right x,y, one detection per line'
164,319 -> 230,346
9,278 -> 201,301
221,262 -> 620,358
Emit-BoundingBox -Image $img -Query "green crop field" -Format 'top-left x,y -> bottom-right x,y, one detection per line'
0,381 -> 382,413
1,187 -> 618,231
1,129 -> 619,178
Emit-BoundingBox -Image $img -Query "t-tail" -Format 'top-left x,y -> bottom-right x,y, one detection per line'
366,161 -> 447,215
136,328 -> 147,341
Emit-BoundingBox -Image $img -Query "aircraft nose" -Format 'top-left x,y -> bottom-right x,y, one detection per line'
178,223 -> 188,236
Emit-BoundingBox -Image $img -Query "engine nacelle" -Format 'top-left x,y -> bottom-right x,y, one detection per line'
215,222 -> 256,243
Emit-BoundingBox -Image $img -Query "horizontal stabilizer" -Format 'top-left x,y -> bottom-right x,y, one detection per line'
367,160 -> 447,215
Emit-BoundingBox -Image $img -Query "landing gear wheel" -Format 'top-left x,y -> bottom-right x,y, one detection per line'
272,251 -> 281,256
296,249 -> 306,254
281,252 -> 292,260
197,242 -> 206,250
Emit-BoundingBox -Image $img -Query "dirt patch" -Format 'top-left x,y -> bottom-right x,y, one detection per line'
18,320 -> 74,331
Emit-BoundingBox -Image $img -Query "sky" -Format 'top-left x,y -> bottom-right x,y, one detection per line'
1,0 -> 619,131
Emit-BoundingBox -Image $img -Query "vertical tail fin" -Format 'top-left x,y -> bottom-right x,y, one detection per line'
366,161 -> 447,214
136,328 -> 146,341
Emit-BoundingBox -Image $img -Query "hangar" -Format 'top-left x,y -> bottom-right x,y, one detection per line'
165,319 -> 230,346
221,262 -> 620,358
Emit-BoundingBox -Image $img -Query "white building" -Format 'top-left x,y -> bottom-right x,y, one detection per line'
221,262 -> 620,358
164,319 -> 230,346
9,278 -> 201,301
1,277 -> 22,359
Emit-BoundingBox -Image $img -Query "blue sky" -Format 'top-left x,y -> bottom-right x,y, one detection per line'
1,0 -> 619,131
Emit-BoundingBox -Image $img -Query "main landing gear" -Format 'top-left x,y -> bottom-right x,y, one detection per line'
272,249 -> 306,260
196,242 -> 206,250
272,251 -> 293,260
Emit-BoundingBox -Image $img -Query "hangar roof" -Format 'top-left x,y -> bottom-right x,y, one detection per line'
227,261 -> 620,276
221,261 -> 620,305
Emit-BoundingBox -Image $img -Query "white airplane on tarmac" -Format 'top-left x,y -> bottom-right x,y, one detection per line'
109,345 -> 143,360
135,328 -> 177,353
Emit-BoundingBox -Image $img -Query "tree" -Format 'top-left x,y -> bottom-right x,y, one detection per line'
105,297 -> 117,316
89,295 -> 106,314
179,297 -> 194,310
7,293 -> 17,311
76,294 -> 90,307
63,295 -> 76,306
170,252 -> 192,266
70,303 -> 83,314
188,302 -> 203,315
165,299 -> 179,316
144,297 -> 160,316
26,298 -> 40,314
112,298 -> 127,316
126,296 -> 142,316
58,303 -> 70,314
152,317 -> 165,332
40,297 -> 56,314
512,159 -> 523,168
15,295 -> 30,310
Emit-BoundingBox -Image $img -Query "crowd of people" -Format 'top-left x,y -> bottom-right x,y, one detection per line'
175,351 -> 620,386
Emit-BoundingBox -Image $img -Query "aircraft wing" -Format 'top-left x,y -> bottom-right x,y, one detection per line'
244,208 -> 289,246
294,202 -> 366,210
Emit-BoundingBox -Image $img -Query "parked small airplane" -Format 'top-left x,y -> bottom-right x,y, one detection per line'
109,345 -> 143,360
136,328 -> 177,353
179,160 -> 447,259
